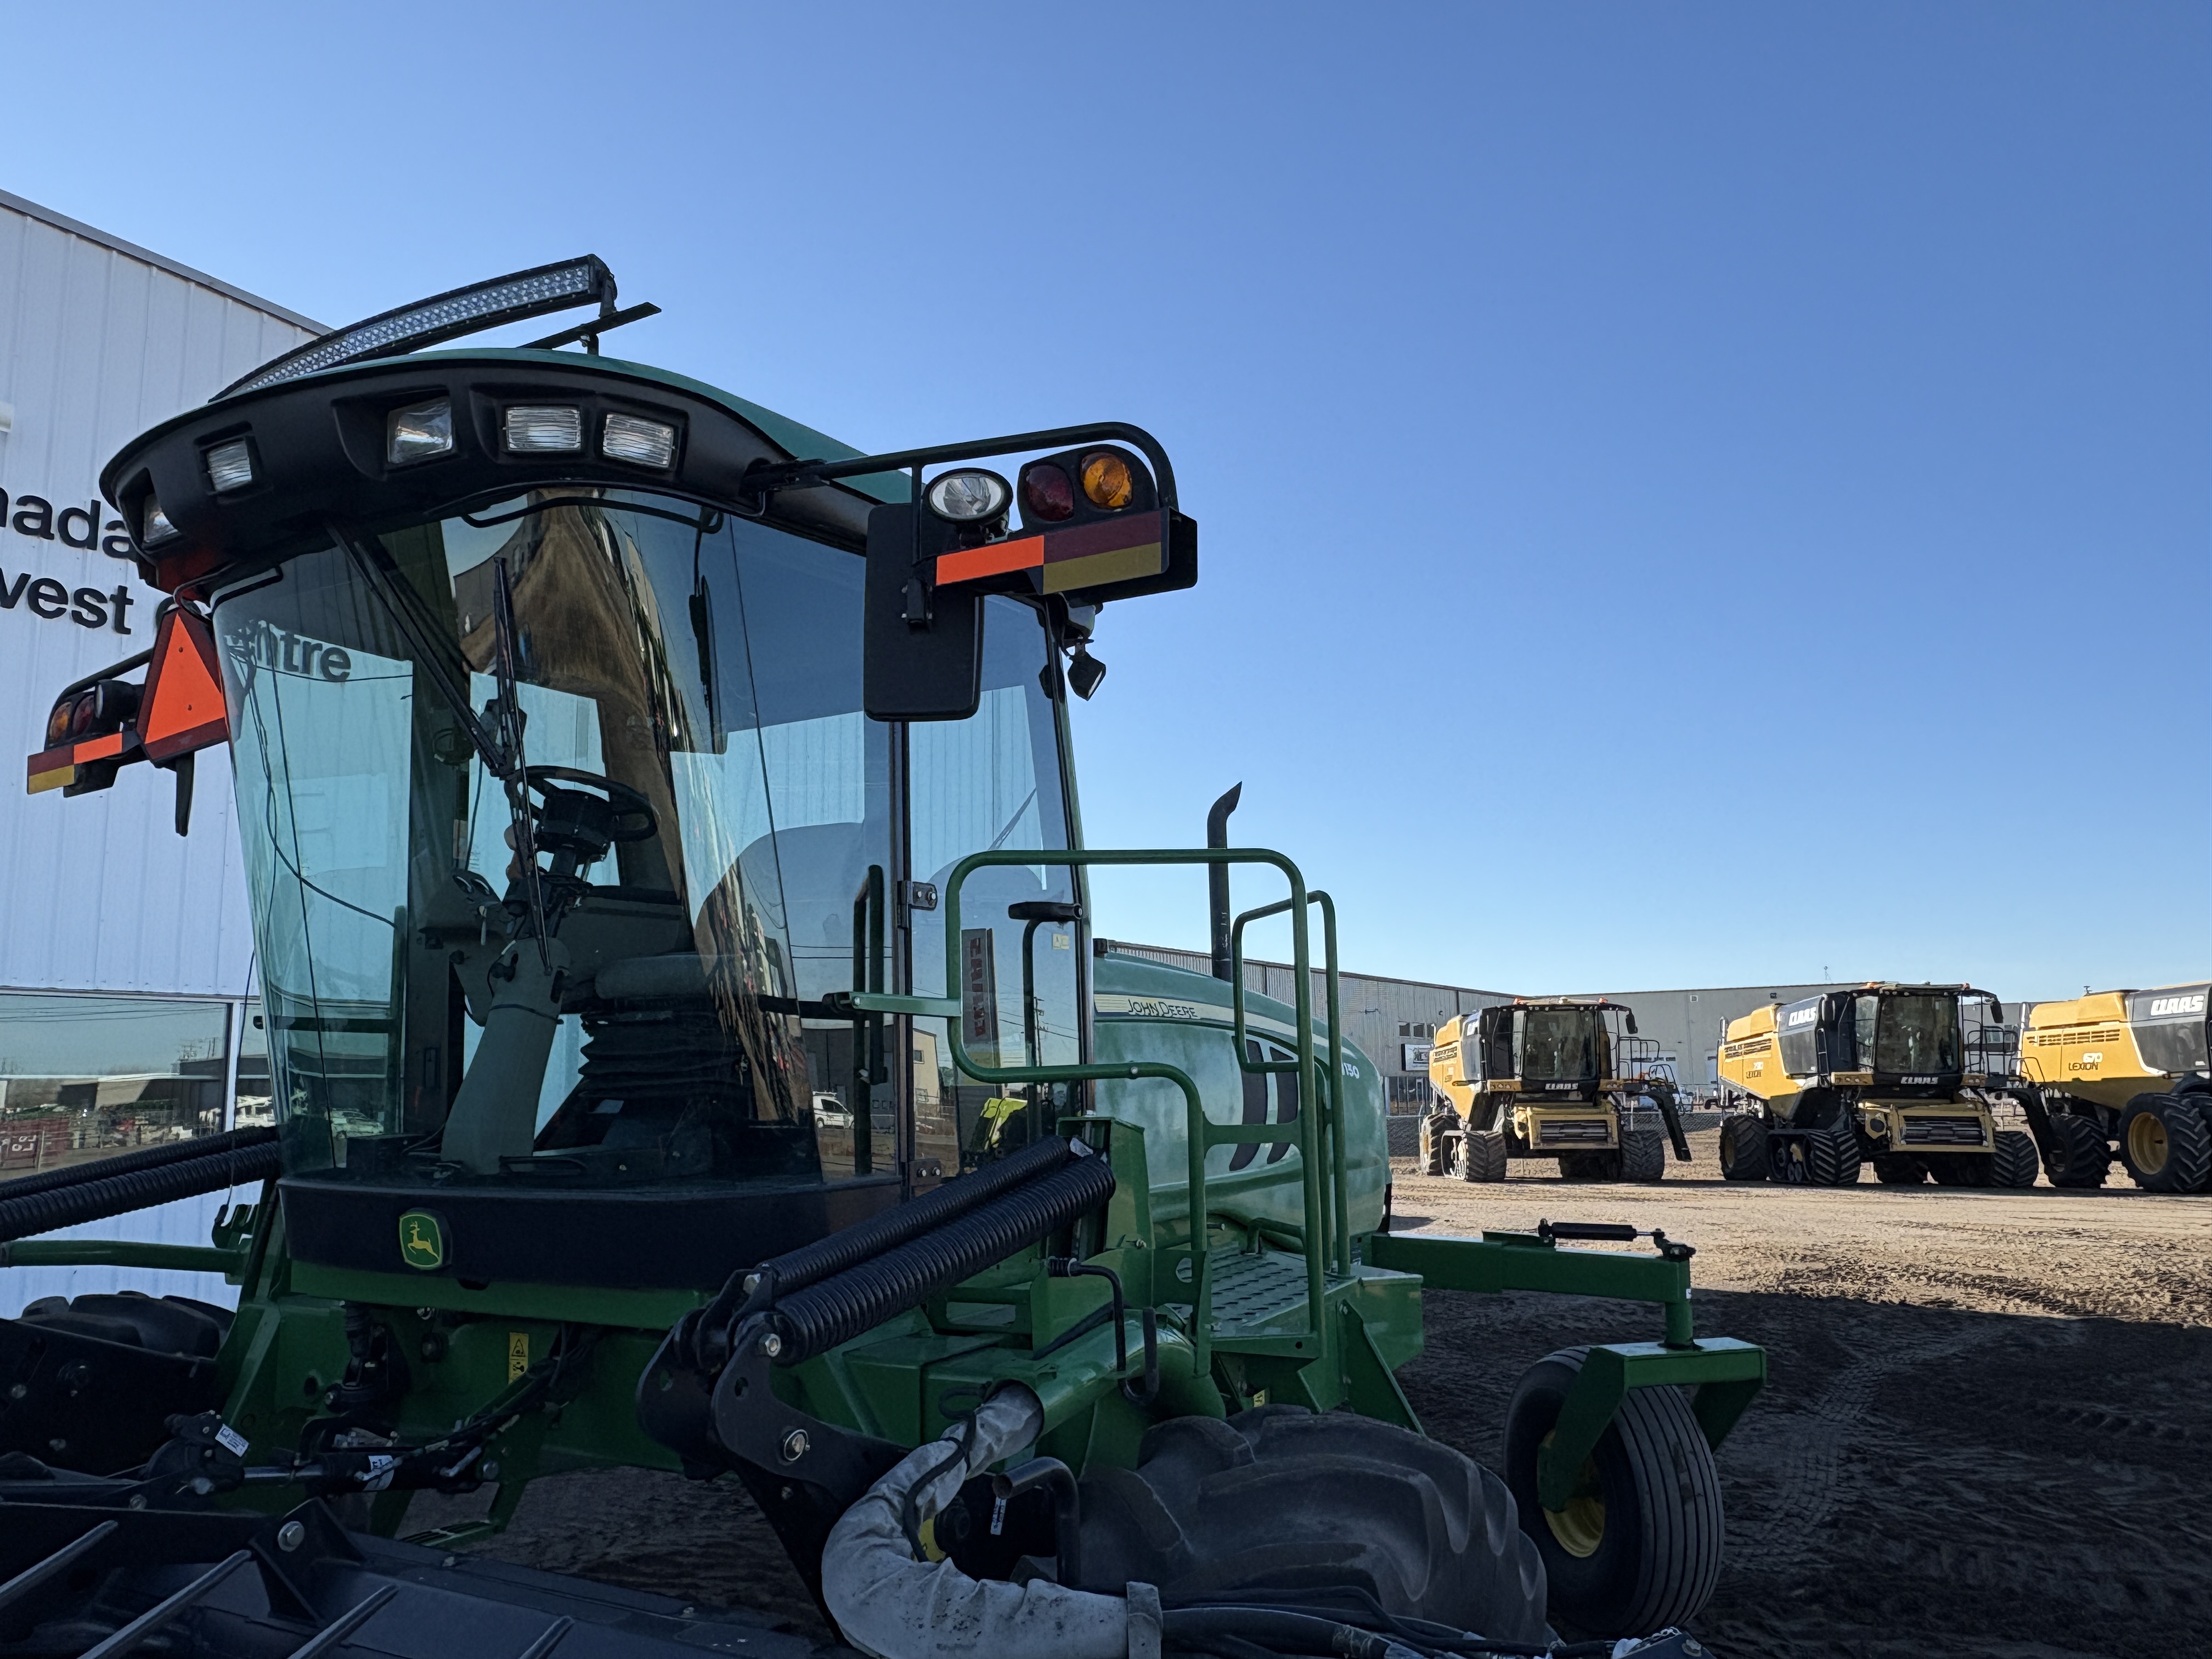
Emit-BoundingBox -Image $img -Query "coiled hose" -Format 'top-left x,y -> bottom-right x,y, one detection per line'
768,1147 -> 1116,1363
693,1134 -> 1081,1351
0,1131 -> 282,1243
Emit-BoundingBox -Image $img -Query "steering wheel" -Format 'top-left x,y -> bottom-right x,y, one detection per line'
522,765 -> 659,870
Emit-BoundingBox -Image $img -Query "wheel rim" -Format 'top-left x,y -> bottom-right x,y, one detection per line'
2129,1114 -> 2169,1174
1537,1431 -> 1605,1558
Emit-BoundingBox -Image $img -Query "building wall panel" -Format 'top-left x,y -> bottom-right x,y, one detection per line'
0,196 -> 318,998
0,194 -> 319,1314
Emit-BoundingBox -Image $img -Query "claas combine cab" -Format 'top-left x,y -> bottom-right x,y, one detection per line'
1421,1000 -> 1691,1183
0,259 -> 1762,1658
2017,984 -> 2211,1192
1714,983 -> 2039,1187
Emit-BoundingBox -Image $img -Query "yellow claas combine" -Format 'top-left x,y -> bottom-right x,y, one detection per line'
2018,984 -> 2211,1192
1421,998 -> 1691,1182
1714,983 -> 2038,1187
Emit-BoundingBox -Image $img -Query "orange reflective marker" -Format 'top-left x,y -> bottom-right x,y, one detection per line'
934,512 -> 1166,597
138,608 -> 230,763
26,731 -> 130,794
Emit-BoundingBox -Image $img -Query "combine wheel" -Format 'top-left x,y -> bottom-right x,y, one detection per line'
1871,1153 -> 1927,1185
1618,1127 -> 1666,1183
1990,1128 -> 2040,1189
1418,1112 -> 1452,1177
1718,1114 -> 1770,1181
1804,1126 -> 1861,1187
1503,1347 -> 1724,1636
2120,1093 -> 2212,1193
2043,1110 -> 2112,1188
1454,1128 -> 1509,1182
1079,1407 -> 1550,1643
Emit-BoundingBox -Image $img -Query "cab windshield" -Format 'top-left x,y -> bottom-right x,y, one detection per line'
1519,1008 -> 1600,1082
216,488 -> 1077,1187
1872,995 -> 1960,1075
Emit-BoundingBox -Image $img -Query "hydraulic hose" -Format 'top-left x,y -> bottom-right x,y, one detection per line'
821,1385 -> 1134,1659
0,1126 -> 275,1203
0,1133 -> 283,1244
768,1147 -> 1116,1364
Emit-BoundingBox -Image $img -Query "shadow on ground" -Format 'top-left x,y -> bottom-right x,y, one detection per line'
1400,1285 -> 2212,1659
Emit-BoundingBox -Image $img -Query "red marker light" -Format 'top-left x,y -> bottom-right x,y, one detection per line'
1019,462 -> 1075,523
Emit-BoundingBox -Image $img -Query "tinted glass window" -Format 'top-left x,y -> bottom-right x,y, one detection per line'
1875,996 -> 1960,1074
0,994 -> 231,1183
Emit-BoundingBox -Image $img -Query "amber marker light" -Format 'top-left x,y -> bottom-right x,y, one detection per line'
1080,452 -> 1135,510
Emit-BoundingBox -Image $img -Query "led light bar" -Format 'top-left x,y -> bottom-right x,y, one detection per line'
217,257 -> 618,399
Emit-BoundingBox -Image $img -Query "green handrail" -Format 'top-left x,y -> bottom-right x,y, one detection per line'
1228,889 -> 1350,1280
940,845 -> 1341,1370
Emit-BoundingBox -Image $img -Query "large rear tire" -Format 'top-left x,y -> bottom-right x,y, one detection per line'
1503,1348 -> 1723,1637
1990,1128 -> 2040,1189
1457,1129 -> 1509,1183
1078,1407 -> 1551,1644
2120,1093 -> 2212,1193
1618,1127 -> 1666,1183
1718,1114 -> 1770,1181
1418,1113 -> 1452,1177
1804,1125 -> 1861,1187
2043,1109 -> 2112,1188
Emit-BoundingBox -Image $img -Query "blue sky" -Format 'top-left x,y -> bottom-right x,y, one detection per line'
7,3 -> 2204,1000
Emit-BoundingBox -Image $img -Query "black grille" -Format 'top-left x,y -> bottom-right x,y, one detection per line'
1537,1119 -> 1613,1146
1901,1114 -> 1987,1147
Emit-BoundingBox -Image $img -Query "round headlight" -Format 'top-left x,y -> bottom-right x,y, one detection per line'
925,469 -> 1011,523
1080,452 -> 1135,510
1019,462 -> 1076,523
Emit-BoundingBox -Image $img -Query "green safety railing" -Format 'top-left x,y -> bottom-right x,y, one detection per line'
843,846 -> 1350,1373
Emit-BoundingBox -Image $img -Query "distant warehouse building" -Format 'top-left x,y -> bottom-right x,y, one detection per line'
1096,938 -> 1518,1111
0,189 -> 321,1315
1103,935 -> 1857,1110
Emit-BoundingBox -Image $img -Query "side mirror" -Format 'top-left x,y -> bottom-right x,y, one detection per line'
1988,1001 -> 2005,1025
1625,1011 -> 1639,1035
862,502 -> 982,722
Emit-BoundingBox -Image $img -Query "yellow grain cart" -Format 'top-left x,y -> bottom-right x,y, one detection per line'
1714,984 -> 2037,1187
1420,998 -> 1689,1182
2018,984 -> 2211,1191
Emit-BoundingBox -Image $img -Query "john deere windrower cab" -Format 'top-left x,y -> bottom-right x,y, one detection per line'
1421,1001 -> 1691,1183
1715,983 -> 2038,1187
1,260 -> 1762,1659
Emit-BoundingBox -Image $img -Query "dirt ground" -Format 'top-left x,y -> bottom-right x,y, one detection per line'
477,1127 -> 2212,1657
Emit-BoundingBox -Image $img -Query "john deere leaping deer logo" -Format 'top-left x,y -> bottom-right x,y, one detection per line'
398,1210 -> 446,1271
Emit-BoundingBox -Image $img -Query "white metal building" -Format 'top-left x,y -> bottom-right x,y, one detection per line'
0,189 -> 321,1316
